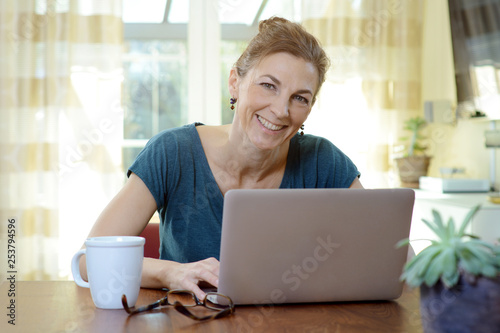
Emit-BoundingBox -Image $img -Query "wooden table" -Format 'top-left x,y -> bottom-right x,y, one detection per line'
1,281 -> 423,332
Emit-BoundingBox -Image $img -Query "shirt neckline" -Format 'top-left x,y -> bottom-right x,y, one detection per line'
189,123 -> 293,194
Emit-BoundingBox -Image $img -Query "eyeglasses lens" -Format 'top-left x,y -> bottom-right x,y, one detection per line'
205,293 -> 232,310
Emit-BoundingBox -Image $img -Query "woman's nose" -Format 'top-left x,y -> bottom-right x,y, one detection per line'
271,96 -> 289,118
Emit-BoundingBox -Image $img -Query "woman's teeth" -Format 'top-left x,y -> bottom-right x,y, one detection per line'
258,116 -> 284,131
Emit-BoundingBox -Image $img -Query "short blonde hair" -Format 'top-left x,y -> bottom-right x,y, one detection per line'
234,17 -> 330,101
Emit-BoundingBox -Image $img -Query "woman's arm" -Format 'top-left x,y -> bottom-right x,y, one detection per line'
79,173 -> 219,299
79,173 -> 156,281
349,176 -> 364,189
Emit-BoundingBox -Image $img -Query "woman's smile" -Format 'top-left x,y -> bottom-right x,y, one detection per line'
257,115 -> 285,131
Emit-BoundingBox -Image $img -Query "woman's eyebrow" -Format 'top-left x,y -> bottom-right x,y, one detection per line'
295,89 -> 313,96
261,74 -> 281,85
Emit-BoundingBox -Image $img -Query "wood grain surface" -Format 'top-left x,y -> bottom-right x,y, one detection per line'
0,281 -> 423,332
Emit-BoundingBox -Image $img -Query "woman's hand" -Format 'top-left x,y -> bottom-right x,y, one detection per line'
143,257 -> 220,300
165,257 -> 220,300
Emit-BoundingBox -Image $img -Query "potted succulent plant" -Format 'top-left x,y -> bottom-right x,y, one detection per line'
398,205 -> 500,332
394,116 -> 431,188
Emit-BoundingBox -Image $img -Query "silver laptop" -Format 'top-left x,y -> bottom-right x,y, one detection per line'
217,188 -> 415,305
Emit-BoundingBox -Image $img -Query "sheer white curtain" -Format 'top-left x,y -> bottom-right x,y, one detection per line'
302,0 -> 424,188
0,0 -> 123,280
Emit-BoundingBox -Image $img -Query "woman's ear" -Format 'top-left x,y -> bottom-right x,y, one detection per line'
228,68 -> 239,99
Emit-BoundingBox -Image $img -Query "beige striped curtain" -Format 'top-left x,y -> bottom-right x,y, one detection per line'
302,0 -> 424,188
0,0 -> 123,280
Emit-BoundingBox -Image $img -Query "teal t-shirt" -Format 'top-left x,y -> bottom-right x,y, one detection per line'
128,123 -> 360,262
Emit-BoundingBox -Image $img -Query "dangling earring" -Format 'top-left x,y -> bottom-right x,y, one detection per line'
300,124 -> 304,135
230,97 -> 237,110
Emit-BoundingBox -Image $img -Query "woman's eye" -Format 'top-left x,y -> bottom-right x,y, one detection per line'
261,82 -> 275,90
294,95 -> 309,105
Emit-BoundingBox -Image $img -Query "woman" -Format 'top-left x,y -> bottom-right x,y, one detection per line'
80,17 -> 363,300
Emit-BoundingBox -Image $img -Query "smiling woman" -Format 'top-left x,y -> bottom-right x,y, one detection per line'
81,16 -> 362,301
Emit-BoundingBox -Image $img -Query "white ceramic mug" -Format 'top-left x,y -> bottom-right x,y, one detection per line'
71,236 -> 145,309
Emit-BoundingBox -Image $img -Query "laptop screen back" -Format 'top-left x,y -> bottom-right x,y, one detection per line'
218,188 -> 415,305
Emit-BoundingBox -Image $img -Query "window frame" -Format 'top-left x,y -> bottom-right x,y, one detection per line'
124,22 -> 258,41
122,16 -> 258,174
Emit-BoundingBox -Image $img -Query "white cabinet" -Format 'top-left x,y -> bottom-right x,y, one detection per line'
409,190 -> 500,254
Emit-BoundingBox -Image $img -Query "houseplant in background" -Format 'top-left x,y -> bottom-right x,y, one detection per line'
398,205 -> 500,332
394,116 -> 431,188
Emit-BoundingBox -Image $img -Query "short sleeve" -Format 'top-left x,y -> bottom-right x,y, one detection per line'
282,134 -> 360,188
127,131 -> 170,210
318,139 -> 360,188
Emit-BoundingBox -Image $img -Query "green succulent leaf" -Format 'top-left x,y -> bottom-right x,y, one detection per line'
467,238 -> 497,252
464,243 -> 495,264
446,217 -> 455,240
495,252 -> 500,267
399,204 -> 500,289
431,209 -> 446,232
457,248 -> 482,275
464,233 -> 480,239
424,249 -> 449,286
422,217 -> 447,240
441,247 -> 457,273
396,238 -> 410,248
415,246 -> 443,277
457,205 -> 481,237
442,269 -> 460,288
401,246 -> 442,287
481,264 -> 498,278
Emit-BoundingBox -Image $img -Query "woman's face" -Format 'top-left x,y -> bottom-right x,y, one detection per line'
230,52 -> 318,151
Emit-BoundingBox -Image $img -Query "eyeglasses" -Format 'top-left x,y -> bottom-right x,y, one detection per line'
121,290 -> 235,321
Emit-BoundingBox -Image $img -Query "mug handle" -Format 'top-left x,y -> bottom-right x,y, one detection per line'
71,249 -> 89,288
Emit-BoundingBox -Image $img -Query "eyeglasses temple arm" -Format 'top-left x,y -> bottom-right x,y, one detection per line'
173,301 -> 234,321
122,294 -> 165,315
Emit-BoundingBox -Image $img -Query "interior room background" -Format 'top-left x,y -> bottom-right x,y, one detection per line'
1,0 -> 499,281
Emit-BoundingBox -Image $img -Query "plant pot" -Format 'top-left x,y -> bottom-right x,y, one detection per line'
419,275 -> 500,333
395,155 -> 431,188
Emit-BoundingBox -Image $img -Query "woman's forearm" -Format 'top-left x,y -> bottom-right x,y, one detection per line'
141,257 -> 172,289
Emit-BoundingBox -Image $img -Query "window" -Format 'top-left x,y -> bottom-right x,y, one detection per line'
122,0 -> 300,173
122,40 -> 188,172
